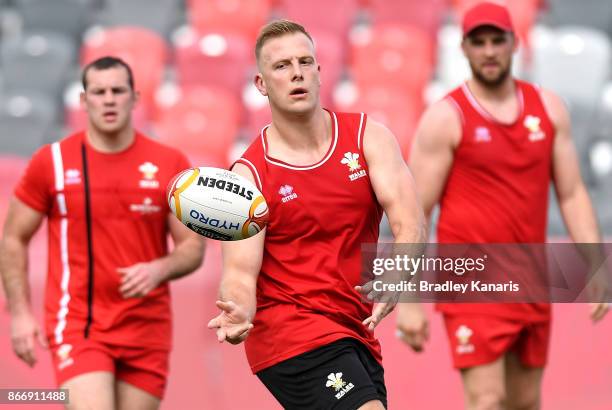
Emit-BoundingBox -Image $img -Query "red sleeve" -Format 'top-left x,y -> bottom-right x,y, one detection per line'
14,145 -> 53,214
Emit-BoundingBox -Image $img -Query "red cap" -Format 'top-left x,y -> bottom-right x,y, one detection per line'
462,2 -> 514,36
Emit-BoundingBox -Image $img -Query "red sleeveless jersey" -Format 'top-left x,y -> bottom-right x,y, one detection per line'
236,111 -> 384,373
436,80 -> 555,319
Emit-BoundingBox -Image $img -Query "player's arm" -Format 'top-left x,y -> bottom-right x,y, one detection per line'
543,89 -> 609,321
409,99 -> 461,226
118,214 -> 205,298
0,197 -> 48,366
395,99 -> 462,351
207,162 -> 264,344
355,119 -> 426,332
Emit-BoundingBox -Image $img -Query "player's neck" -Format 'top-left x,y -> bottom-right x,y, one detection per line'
467,77 -> 516,102
269,107 -> 330,152
86,126 -> 135,153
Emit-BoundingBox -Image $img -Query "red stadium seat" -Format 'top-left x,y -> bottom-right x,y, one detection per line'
279,0 -> 359,39
154,85 -> 241,167
187,0 -> 271,41
349,23 -> 435,95
173,27 -> 252,96
80,26 -> 169,120
364,0 -> 447,40
334,82 -> 423,159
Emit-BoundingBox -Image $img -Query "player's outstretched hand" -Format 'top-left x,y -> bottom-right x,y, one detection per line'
396,303 -> 429,352
207,300 -> 253,344
11,311 -> 47,367
117,261 -> 165,298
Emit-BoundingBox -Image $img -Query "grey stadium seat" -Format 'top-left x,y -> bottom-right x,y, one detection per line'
531,25 -> 611,110
543,0 -> 612,34
15,0 -> 95,43
0,91 -> 58,156
100,0 -> 183,38
1,31 -> 76,101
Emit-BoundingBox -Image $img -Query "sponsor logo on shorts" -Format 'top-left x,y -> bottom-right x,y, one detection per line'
139,162 -> 160,189
326,372 -> 354,400
524,115 -> 545,142
56,343 -> 74,370
279,185 -> 298,203
341,152 -> 367,181
455,325 -> 475,354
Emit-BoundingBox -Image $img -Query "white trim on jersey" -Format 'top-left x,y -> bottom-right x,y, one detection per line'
50,142 -> 71,345
446,96 -> 466,126
261,112 -> 339,170
462,82 -> 524,125
357,112 -> 365,150
236,158 -> 263,192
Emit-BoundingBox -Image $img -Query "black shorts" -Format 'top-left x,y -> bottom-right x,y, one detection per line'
257,338 -> 387,410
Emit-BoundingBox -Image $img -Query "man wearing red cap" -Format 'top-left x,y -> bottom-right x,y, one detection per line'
398,2 -> 609,409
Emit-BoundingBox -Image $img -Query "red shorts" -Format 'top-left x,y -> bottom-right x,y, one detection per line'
442,313 -> 550,369
49,338 -> 169,399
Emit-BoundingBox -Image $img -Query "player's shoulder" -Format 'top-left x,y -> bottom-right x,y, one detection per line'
137,132 -> 186,158
421,97 -> 462,127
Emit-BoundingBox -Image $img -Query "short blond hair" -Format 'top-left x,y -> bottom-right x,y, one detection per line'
255,19 -> 314,62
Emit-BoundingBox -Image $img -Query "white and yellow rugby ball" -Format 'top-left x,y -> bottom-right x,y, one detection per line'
167,167 -> 269,241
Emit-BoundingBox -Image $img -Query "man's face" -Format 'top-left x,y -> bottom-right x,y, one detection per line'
255,32 -> 321,115
462,26 -> 516,88
80,66 -> 136,134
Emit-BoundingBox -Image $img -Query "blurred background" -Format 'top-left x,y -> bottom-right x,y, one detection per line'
0,0 -> 611,409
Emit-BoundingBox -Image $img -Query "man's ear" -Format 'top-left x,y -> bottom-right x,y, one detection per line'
254,73 -> 267,96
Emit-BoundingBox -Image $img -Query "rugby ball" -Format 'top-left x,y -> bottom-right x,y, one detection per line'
167,167 -> 269,241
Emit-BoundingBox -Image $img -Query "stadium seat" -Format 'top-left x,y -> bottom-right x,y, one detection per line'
153,85 -> 241,167
14,0 -> 94,43
187,0 -> 272,41
101,0 -> 183,38
365,0 -> 447,40
173,27 -> 252,96
349,23 -> 435,95
279,0 -> 359,39
1,31 -> 76,102
0,91 -> 58,156
531,25 -> 611,109
81,26 -> 169,120
543,0 -> 612,34
334,82 -> 423,159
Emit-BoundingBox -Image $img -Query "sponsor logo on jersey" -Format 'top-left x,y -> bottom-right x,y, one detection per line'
197,177 -> 253,200
279,185 -> 298,203
474,126 -> 491,142
56,343 -> 74,370
139,162 -> 160,189
524,115 -> 545,142
455,325 -> 475,354
64,169 -> 81,185
326,372 -> 355,400
341,152 -> 367,181
130,197 -> 161,214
